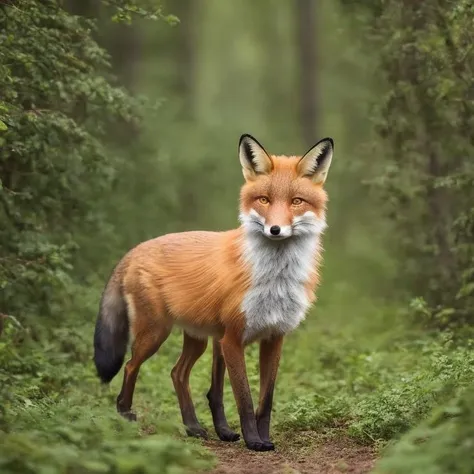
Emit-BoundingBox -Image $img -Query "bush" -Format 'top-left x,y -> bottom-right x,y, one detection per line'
0,0 -> 140,326
360,0 -> 474,327
0,318 -> 214,474
277,331 -> 474,445
375,386 -> 474,474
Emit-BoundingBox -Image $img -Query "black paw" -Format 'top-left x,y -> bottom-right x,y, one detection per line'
216,427 -> 240,442
185,424 -> 209,439
118,410 -> 137,422
245,440 -> 274,452
262,440 -> 275,451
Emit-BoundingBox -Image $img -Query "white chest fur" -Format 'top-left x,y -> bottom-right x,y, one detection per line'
241,231 -> 320,343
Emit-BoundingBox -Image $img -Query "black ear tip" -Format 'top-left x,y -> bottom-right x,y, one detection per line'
321,137 -> 334,148
239,133 -> 255,145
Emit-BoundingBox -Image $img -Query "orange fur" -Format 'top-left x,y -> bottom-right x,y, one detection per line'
119,228 -> 249,341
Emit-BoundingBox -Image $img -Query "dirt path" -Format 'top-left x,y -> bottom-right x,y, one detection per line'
206,435 -> 376,474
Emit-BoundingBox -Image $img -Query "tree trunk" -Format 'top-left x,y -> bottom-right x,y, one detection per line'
296,0 -> 318,147
65,0 -> 100,17
107,22 -> 142,91
403,0 -> 456,300
171,0 -> 196,120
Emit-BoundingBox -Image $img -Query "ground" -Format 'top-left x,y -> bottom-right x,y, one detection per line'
206,435 -> 376,474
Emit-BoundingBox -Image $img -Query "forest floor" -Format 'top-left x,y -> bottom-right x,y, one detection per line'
206,436 -> 376,474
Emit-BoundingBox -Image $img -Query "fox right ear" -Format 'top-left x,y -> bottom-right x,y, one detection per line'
239,134 -> 273,181
297,137 -> 334,185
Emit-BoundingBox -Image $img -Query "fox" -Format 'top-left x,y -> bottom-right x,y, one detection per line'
93,134 -> 334,452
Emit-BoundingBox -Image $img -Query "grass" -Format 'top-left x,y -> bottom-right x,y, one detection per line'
1,241 -> 474,473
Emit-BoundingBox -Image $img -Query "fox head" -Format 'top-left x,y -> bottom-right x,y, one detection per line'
239,134 -> 334,241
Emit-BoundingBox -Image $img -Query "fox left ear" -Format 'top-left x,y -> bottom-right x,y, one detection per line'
297,138 -> 334,184
239,134 -> 273,181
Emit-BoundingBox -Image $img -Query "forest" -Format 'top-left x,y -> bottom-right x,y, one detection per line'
1,0 -> 474,473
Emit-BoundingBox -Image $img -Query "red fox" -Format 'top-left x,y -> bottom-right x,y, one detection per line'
94,134 -> 334,451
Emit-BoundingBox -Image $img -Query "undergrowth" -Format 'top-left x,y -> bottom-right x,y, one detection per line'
276,327 -> 474,445
0,286 -> 214,474
2,277 -> 474,473
374,385 -> 474,474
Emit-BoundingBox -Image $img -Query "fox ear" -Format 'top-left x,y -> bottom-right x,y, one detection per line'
297,137 -> 334,184
239,134 -> 273,181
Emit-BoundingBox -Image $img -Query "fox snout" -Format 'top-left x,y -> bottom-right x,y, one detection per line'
241,209 -> 326,240
263,223 -> 292,240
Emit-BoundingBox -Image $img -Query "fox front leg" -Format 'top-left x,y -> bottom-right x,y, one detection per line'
220,332 -> 273,451
207,338 -> 240,442
256,335 -> 283,448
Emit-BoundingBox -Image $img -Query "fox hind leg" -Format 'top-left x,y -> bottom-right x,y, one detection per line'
171,331 -> 208,438
116,292 -> 172,420
207,337 -> 240,442
116,323 -> 171,420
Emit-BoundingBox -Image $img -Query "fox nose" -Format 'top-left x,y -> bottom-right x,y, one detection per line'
270,225 -> 281,236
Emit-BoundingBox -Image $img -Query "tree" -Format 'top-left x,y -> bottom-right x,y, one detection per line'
359,0 -> 474,326
296,0 -> 318,147
0,0 -> 141,326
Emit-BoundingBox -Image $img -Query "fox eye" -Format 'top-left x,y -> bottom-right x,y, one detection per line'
258,196 -> 269,205
292,197 -> 303,206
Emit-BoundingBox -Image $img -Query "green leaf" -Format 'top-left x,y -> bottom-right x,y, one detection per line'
80,460 -> 110,472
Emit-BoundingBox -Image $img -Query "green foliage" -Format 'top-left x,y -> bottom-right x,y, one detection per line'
0,320 -> 214,474
0,430 -> 211,474
276,325 -> 474,445
0,2 -> 214,472
333,2 -> 474,468
0,0 -> 141,325
360,0 -> 474,328
3,288 -> 473,474
375,387 -> 474,474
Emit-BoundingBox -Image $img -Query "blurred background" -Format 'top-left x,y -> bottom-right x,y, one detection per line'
1,1 -> 473,473
71,0 -> 397,311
